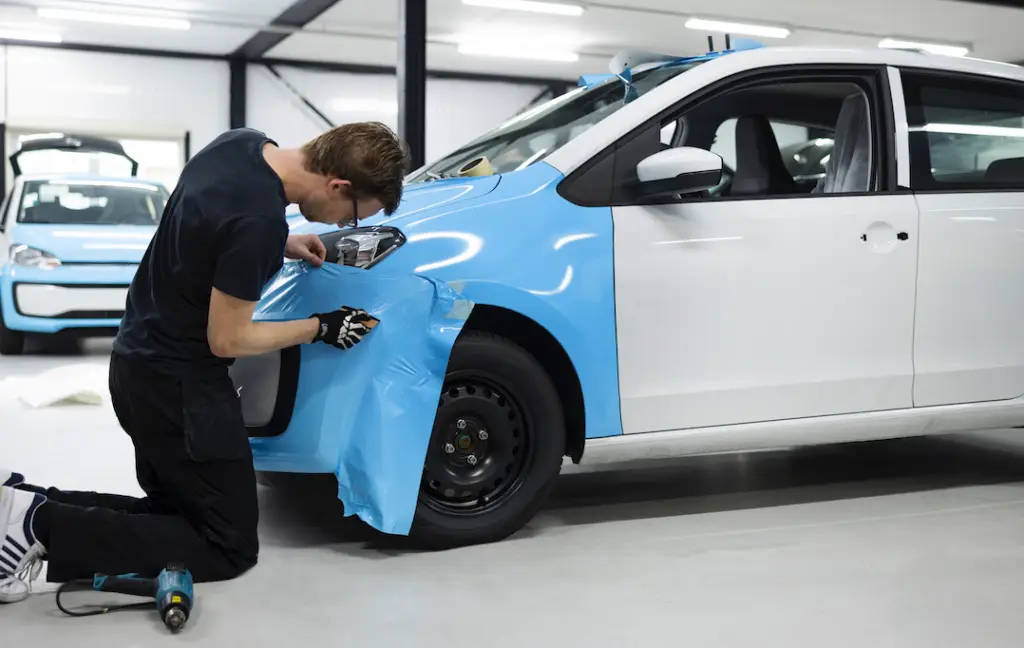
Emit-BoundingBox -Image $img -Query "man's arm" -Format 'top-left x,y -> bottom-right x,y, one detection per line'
207,287 -> 319,358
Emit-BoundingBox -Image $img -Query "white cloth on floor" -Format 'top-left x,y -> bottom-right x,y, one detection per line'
0,364 -> 108,408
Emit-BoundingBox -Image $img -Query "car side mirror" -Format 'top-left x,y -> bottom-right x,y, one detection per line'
634,147 -> 724,199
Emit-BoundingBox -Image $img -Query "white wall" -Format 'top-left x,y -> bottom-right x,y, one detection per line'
1,46 -> 229,146
246,64 -> 547,164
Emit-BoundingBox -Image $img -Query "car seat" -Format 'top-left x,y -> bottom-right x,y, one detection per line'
984,157 -> 1024,185
813,93 -> 872,194
730,115 -> 798,196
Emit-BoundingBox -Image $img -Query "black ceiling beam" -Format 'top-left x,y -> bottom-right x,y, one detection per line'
233,0 -> 342,59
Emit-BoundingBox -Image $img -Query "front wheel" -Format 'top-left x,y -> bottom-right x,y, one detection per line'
410,331 -> 565,549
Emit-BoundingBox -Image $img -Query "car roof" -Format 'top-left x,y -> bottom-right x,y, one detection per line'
704,44 -> 1024,82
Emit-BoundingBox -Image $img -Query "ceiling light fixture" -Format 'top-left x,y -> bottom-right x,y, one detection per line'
461,0 -> 584,16
0,25 -> 62,43
878,38 -> 969,57
457,42 -> 579,62
37,7 -> 191,30
684,17 -> 790,39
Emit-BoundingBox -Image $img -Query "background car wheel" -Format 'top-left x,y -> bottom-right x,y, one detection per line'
0,305 -> 25,356
410,330 -> 566,549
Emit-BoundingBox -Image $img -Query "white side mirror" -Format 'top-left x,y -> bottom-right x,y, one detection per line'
635,147 -> 724,198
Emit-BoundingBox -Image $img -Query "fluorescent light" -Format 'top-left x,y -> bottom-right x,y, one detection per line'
0,26 -> 62,43
879,38 -> 969,57
685,17 -> 790,39
458,42 -> 579,62
461,0 -> 584,16
329,98 -> 398,114
37,8 -> 191,30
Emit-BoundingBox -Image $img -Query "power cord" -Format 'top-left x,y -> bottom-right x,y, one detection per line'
55,579 -> 153,618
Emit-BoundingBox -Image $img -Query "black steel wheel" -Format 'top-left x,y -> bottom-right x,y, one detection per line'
411,331 -> 565,549
421,373 -> 530,516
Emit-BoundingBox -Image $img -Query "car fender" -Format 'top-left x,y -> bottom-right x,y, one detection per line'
365,162 -> 625,441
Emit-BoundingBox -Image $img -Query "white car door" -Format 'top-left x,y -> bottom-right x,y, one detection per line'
898,68 -> 1024,407
608,66 -> 921,434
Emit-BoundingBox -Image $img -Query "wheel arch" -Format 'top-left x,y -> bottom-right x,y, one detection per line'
461,302 -> 586,463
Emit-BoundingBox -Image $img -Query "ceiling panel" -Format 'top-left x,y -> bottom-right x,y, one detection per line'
0,0 -> 299,53
2,0 -> 1024,70
270,0 -> 1024,73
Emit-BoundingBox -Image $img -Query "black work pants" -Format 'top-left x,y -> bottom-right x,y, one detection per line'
18,351 -> 259,583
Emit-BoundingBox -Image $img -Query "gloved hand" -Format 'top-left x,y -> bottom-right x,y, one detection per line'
311,307 -> 379,350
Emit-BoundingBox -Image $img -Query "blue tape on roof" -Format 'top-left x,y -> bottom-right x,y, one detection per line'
250,261 -> 472,535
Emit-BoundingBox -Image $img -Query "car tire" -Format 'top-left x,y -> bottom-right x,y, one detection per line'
410,330 -> 566,549
0,303 -> 24,356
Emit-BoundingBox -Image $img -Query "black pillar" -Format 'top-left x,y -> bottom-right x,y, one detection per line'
229,56 -> 247,130
398,0 -> 426,169
0,123 -> 6,200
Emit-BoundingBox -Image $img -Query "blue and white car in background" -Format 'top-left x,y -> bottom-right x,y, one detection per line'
0,135 -> 169,355
234,42 -> 1024,550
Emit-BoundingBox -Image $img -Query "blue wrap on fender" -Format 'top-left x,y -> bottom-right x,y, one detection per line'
248,261 -> 473,535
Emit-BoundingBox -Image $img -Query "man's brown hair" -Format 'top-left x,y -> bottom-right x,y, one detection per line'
301,122 -> 410,216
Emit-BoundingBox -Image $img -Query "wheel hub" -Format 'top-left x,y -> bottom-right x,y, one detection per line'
421,379 -> 529,514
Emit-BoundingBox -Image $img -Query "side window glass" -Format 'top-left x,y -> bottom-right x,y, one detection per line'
666,79 -> 875,199
902,72 -> 1024,190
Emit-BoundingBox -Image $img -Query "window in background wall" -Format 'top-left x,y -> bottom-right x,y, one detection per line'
119,139 -> 183,190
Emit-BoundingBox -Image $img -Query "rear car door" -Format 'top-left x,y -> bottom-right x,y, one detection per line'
605,65 -> 921,434
898,68 -> 1024,407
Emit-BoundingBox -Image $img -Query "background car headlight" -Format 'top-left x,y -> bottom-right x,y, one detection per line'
10,244 -> 61,269
320,226 -> 406,269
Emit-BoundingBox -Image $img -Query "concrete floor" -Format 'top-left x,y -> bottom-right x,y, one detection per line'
4,337 -> 1024,646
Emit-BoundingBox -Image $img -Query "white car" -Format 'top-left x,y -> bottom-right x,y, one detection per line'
242,41 -> 1024,548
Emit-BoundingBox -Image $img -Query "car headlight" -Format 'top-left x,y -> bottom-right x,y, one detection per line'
10,244 -> 61,269
320,226 -> 405,269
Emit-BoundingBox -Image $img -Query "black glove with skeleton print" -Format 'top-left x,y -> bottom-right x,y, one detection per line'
311,306 -> 379,350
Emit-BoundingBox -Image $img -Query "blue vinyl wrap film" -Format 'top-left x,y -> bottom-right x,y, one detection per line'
249,261 -> 473,534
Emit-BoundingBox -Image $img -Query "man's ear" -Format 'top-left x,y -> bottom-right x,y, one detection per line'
328,178 -> 351,194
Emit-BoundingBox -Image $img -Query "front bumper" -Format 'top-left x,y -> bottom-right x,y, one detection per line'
237,261 -> 472,535
0,263 -> 137,333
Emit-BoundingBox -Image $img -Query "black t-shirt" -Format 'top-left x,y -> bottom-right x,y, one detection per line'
113,128 -> 290,376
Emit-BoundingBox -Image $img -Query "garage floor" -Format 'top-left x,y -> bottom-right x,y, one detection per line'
4,339 -> 1024,646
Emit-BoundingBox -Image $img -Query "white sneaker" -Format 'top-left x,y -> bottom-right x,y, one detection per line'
0,486 -> 46,603
1,471 -> 24,487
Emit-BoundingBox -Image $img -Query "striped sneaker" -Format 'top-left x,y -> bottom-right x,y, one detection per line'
0,486 -> 46,604
1,471 -> 24,487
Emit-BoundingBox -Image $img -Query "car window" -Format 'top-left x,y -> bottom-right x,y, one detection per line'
409,61 -> 705,181
901,71 -> 1024,190
661,77 -> 878,198
17,179 -> 169,226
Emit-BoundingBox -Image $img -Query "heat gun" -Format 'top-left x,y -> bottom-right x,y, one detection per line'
56,563 -> 194,632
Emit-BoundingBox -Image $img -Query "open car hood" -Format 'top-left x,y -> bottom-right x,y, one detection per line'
10,134 -> 139,177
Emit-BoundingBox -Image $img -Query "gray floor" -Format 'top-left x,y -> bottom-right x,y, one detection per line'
4,336 -> 1024,646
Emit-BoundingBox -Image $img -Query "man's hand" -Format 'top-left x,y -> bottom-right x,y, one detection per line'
285,234 -> 327,267
311,307 -> 379,350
